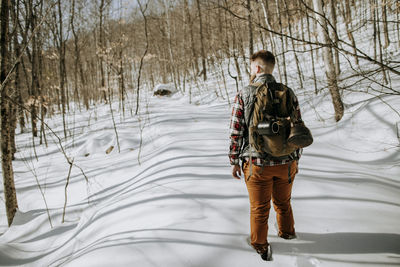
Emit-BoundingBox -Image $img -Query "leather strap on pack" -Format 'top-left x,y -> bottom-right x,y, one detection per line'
247,81 -> 267,182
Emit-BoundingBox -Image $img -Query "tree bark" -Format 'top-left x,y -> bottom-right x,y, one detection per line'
184,0 -> 199,75
344,0 -> 358,65
246,0 -> 254,59
312,0 -> 344,122
382,0 -> 390,48
57,0 -> 67,139
136,0 -> 149,115
260,0 -> 281,81
11,0 -> 25,133
99,0 -> 106,89
29,0 -> 39,137
1,0 -> 18,227
304,5 -> 318,94
196,0 -> 207,81
329,0 -> 340,75
283,0 -> 304,88
275,0 -> 288,85
375,0 -> 388,84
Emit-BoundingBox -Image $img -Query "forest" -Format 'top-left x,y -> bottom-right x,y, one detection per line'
0,0 -> 399,265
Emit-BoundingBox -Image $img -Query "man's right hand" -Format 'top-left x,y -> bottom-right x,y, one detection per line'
232,164 -> 242,180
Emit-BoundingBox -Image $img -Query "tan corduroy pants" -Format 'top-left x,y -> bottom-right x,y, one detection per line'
243,159 -> 298,253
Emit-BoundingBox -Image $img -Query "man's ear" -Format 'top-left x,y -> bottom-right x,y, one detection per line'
256,65 -> 261,73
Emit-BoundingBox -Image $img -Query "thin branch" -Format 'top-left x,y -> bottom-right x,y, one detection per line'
20,153 -> 53,228
3,95 -> 89,183
62,158 -> 74,223
216,2 -> 400,76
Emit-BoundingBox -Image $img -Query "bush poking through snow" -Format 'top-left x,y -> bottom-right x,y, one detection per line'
153,83 -> 177,97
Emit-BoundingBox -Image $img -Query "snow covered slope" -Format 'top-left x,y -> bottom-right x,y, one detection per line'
0,80 -> 399,266
1,3 -> 400,264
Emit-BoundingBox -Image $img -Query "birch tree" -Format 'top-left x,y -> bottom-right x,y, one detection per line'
312,0 -> 344,121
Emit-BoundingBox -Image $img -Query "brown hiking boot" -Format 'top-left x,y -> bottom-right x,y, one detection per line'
278,232 -> 297,240
246,237 -> 273,261
260,244 -> 273,261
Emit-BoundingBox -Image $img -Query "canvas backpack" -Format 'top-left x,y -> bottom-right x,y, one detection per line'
248,81 -> 298,158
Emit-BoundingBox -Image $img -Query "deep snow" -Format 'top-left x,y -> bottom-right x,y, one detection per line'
0,81 -> 399,266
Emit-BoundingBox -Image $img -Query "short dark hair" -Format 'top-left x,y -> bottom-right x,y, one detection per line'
250,50 -> 275,66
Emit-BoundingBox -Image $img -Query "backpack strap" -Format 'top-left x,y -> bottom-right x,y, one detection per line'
267,82 -> 280,120
246,81 -> 267,182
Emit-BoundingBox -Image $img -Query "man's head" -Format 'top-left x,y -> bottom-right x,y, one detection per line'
250,50 -> 275,77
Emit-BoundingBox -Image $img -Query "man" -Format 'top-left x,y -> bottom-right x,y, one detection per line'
228,50 -> 303,261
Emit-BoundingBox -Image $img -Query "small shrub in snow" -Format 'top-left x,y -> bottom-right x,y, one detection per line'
153,83 -> 177,97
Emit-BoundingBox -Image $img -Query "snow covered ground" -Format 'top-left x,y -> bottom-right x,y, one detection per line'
0,76 -> 399,266
1,3 -> 400,265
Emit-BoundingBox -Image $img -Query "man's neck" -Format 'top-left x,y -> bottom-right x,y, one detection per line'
256,72 -> 272,77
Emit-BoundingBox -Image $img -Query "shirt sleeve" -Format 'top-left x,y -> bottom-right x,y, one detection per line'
229,92 -> 245,165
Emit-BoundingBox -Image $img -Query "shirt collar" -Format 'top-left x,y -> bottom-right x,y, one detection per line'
253,73 -> 276,84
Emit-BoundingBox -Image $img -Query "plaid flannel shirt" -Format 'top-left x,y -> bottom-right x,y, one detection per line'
229,84 -> 303,167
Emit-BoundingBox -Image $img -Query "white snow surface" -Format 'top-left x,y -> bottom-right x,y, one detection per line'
1,5 -> 400,264
0,80 -> 399,266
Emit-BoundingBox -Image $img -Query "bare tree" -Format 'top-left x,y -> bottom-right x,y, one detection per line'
312,0 -> 344,121
283,0 -> 304,88
11,0 -> 25,134
1,0 -> 18,227
246,0 -> 254,60
382,0 -> 390,48
340,0 -> 359,65
70,0 -> 89,110
274,0 -> 288,85
303,2 -> 318,94
136,0 -> 149,115
329,0 -> 340,75
196,0 -> 207,81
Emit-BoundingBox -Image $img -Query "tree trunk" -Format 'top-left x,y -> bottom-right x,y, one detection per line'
11,0 -> 25,133
164,0 -> 179,92
29,0 -> 39,137
330,0 -> 340,75
99,0 -> 106,89
260,0 -> 281,81
305,5 -> 318,94
58,0 -> 67,139
70,0 -> 81,110
341,0 -> 358,65
312,0 -> 344,122
382,0 -> 390,48
136,0 -> 149,115
256,7 -> 265,49
397,2 -> 400,49
246,0 -> 254,60
196,0 -> 207,81
184,0 -> 199,75
375,0 -> 388,84
1,0 -> 18,227
275,0 -> 288,85
283,0 -> 303,88
119,49 -> 125,116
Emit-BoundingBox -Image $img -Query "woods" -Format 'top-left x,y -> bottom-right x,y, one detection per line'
1,0 -> 399,226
